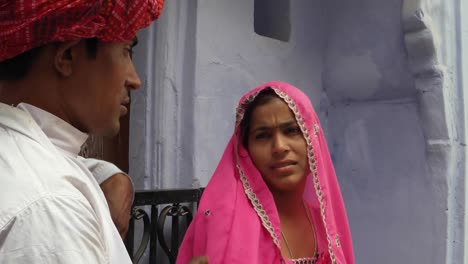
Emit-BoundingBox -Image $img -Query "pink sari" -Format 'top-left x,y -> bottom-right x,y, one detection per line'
177,81 -> 354,264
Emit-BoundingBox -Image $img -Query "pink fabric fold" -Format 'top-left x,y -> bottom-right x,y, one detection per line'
177,81 -> 354,264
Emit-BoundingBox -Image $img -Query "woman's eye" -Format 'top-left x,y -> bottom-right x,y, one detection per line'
255,132 -> 270,139
285,126 -> 301,135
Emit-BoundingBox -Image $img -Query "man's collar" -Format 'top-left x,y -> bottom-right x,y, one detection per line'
0,102 -> 88,157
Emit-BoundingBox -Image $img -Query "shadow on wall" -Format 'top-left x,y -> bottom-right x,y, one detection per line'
254,0 -> 291,42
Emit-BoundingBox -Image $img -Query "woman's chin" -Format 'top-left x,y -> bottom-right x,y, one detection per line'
268,177 -> 305,193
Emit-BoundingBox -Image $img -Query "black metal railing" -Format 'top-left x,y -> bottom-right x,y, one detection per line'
125,188 -> 204,264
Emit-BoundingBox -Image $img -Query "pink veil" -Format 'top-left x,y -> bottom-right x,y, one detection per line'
177,81 -> 354,263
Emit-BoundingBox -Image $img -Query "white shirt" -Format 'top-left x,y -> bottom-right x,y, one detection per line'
0,103 -> 131,263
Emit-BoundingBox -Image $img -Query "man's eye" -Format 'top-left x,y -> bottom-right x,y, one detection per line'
126,48 -> 134,58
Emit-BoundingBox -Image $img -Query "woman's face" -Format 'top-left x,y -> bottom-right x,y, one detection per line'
247,97 -> 309,193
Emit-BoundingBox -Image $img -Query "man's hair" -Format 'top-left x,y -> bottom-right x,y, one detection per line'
0,38 -> 99,81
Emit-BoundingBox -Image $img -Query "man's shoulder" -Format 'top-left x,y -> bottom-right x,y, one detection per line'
0,128 -> 89,230
0,126 -> 67,188
0,193 -> 108,263
0,189 -> 92,232
0,121 -> 76,176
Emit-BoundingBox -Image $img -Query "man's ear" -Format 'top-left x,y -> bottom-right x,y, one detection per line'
53,40 -> 81,77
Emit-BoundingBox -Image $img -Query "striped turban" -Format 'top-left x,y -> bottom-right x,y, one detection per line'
0,0 -> 164,61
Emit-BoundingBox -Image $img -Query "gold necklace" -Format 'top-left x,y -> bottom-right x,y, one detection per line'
281,200 -> 318,260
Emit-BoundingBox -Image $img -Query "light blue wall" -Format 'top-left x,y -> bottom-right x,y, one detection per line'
193,0 -> 326,185
323,0 -> 446,263
128,0 -> 465,263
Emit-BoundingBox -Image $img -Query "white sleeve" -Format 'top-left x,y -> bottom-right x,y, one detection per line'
0,195 -> 108,264
78,157 -> 127,184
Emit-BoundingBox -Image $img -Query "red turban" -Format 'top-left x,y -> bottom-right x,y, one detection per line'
0,0 -> 164,61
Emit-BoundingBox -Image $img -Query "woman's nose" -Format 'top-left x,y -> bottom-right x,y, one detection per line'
271,134 -> 289,156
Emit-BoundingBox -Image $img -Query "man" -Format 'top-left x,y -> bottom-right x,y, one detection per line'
81,157 -> 135,239
0,1 -> 207,263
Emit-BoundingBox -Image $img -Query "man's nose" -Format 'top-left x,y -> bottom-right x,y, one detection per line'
126,63 -> 142,91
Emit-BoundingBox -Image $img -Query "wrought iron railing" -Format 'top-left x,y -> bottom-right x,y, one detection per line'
124,188 -> 204,264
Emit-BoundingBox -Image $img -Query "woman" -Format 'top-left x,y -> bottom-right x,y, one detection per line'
177,81 -> 354,264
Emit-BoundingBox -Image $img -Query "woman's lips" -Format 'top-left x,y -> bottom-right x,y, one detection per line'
271,160 -> 297,173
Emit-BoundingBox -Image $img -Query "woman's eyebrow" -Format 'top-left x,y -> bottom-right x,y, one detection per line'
250,120 -> 296,133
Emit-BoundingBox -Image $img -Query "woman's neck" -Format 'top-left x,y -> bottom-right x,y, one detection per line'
273,183 -> 306,218
273,181 -> 317,259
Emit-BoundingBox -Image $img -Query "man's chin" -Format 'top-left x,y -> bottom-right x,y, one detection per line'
90,122 -> 121,137
104,124 -> 121,138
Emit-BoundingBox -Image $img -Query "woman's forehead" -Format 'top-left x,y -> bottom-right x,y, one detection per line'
249,98 -> 295,124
